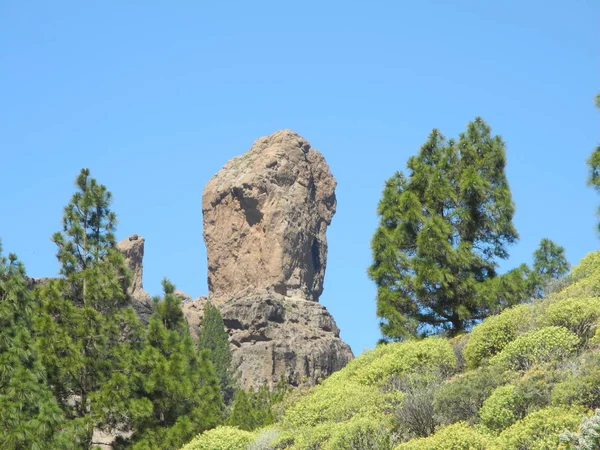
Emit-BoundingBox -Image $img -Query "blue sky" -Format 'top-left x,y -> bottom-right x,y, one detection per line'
1,1 -> 598,354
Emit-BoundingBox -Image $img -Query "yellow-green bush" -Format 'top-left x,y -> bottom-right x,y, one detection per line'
352,337 -> 456,385
492,406 -> 584,450
552,251 -> 600,300
490,326 -> 579,371
463,305 -> 532,368
541,297 -> 600,341
395,422 -> 490,450
282,413 -> 398,450
281,377 -> 388,429
479,384 -> 524,432
180,426 -> 254,450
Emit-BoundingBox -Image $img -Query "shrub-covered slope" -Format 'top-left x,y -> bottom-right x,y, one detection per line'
181,251 -> 600,450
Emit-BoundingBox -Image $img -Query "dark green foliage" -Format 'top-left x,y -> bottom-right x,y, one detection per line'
197,301 -> 234,402
530,238 -> 570,298
0,243 -> 67,449
587,93 -> 600,232
120,279 -> 225,449
369,118 -> 520,339
35,170 -> 141,437
228,381 -> 288,432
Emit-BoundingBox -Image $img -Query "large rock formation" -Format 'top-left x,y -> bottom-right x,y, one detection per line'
196,129 -> 353,389
117,234 -> 153,322
202,129 -> 336,301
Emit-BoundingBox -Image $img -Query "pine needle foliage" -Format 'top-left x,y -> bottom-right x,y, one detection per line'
369,118 -> 520,339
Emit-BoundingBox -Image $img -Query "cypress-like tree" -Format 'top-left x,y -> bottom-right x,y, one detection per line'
122,279 -> 224,449
35,168 -> 145,444
198,301 -> 234,403
0,242 -> 66,449
369,118 -> 520,339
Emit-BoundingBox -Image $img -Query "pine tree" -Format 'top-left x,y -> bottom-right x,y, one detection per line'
35,168 -> 145,445
530,238 -> 569,297
197,301 -> 234,403
587,93 -> 600,231
123,279 -> 224,449
0,242 -> 65,449
369,118 -> 520,339
228,385 -> 279,431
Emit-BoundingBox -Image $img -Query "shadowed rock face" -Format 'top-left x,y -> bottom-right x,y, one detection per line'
196,130 -> 353,389
202,129 -> 336,301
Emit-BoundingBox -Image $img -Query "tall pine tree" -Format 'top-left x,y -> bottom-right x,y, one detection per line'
35,168 -> 145,445
369,118 -> 519,339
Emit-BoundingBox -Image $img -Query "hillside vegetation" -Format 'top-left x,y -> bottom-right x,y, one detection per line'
182,250 -> 600,449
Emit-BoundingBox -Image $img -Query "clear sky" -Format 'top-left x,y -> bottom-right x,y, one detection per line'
1,1 -> 599,355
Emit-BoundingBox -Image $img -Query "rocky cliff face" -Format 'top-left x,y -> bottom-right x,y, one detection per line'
195,129 -> 353,389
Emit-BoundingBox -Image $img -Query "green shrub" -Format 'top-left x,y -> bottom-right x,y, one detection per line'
552,354 -> 600,410
395,422 -> 490,450
552,252 -> 600,300
541,297 -> 600,342
480,384 -> 524,432
559,409 -> 600,449
434,365 -> 506,425
180,426 -> 255,450
326,414 -> 400,450
463,305 -> 532,368
492,406 -> 584,450
281,378 -> 387,429
352,338 -> 456,385
490,326 -> 579,371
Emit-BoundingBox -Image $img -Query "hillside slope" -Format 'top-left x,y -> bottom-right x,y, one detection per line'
180,251 -> 600,450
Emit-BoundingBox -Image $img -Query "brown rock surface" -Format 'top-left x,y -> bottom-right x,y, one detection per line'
199,130 -> 353,389
202,129 -> 336,301
117,234 -> 153,322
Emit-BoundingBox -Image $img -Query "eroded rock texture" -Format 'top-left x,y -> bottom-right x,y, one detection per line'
198,130 -> 353,389
117,234 -> 153,322
202,129 -> 336,301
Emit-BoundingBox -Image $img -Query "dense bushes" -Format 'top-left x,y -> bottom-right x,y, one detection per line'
490,326 -> 579,370
395,422 -> 490,450
463,305 -> 531,368
172,250 -> 600,450
479,384 -> 524,431
180,426 -> 255,450
433,365 -> 506,425
560,409 -> 600,449
352,338 -> 456,385
493,406 -> 584,450
541,297 -> 600,342
552,354 -> 600,409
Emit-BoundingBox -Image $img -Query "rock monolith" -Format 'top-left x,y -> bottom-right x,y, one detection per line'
195,130 -> 353,389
